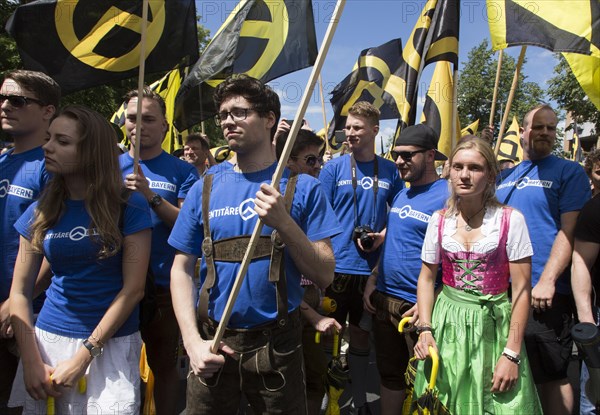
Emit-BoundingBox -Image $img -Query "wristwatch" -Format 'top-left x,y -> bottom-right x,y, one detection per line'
149,193 -> 162,209
83,339 -> 103,358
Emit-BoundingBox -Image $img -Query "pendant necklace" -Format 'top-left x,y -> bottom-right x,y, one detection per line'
464,206 -> 485,232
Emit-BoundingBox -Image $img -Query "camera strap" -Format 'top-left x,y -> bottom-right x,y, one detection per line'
350,154 -> 379,228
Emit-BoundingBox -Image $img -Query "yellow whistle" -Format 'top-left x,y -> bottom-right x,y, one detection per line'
321,297 -> 337,314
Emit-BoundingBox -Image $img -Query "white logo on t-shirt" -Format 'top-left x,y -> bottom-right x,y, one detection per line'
69,226 -> 88,241
239,199 -> 258,221
390,205 -> 431,223
208,199 -> 258,221
0,179 -> 34,199
147,178 -> 177,193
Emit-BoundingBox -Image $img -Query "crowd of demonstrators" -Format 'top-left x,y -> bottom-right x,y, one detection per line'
168,74 -> 341,414
276,126 -> 342,414
183,132 -> 217,177
572,149 -> 600,413
362,124 -> 449,415
414,137 -> 542,413
9,106 -> 152,413
0,70 -> 59,415
319,102 -> 403,415
120,87 -> 199,415
2,68 -> 599,415
496,104 -> 591,414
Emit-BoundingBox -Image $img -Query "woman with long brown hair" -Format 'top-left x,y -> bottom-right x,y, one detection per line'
9,105 -> 151,413
412,137 -> 541,413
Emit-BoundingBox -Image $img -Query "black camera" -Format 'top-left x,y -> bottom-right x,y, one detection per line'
352,225 -> 375,250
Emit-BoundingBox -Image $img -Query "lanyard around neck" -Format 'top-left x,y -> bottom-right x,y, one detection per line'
350,154 -> 379,228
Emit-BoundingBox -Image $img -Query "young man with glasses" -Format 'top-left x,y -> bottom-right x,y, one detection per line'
120,87 -> 199,415
363,124 -> 448,415
0,70 -> 60,414
169,74 -> 341,414
319,101 -> 403,414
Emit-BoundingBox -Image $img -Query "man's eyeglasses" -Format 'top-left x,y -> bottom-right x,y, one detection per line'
214,108 -> 255,126
291,154 -> 322,167
390,148 -> 429,162
0,94 -> 46,108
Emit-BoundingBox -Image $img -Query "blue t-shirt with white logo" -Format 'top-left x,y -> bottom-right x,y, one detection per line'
0,147 -> 49,302
120,151 -> 199,287
496,155 -> 591,294
319,154 -> 403,275
168,163 -> 342,328
377,179 -> 448,303
15,192 -> 152,338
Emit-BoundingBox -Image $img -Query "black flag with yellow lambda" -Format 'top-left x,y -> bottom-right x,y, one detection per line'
327,0 -> 459,148
6,0 -> 199,94
327,38 -> 406,149
174,0 -> 318,130
488,0 -> 600,57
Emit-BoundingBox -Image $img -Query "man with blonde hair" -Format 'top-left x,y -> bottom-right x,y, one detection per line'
319,101 -> 403,414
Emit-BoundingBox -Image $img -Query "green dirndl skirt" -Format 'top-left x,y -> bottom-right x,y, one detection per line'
412,285 -> 542,414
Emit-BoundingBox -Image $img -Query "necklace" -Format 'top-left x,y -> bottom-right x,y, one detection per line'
463,206 -> 485,232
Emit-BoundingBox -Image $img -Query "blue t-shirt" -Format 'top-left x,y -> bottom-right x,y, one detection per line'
0,147 -> 49,303
319,154 -> 403,274
496,155 -> 591,294
120,151 -> 199,287
377,179 -> 449,303
168,163 -> 342,328
15,192 -> 152,338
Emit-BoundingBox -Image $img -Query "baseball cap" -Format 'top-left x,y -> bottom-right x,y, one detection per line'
394,124 -> 447,160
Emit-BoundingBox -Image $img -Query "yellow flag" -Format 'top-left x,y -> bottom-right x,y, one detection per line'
563,52 -> 600,111
461,120 -> 479,136
488,0 -> 600,58
420,61 -> 459,158
497,116 -> 523,163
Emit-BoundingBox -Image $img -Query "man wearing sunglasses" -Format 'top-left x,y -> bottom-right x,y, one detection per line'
319,101 -> 403,415
363,123 -> 448,415
0,70 -> 60,414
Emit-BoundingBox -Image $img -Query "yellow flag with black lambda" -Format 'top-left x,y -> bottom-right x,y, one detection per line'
563,52 -> 600,111
461,120 -> 480,136
572,132 -> 583,163
174,0 -> 317,130
6,0 -> 199,94
111,67 -> 189,154
488,0 -> 600,58
420,61 -> 459,159
497,116 -> 523,163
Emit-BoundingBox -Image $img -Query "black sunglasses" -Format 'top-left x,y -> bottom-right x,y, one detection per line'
0,94 -> 46,108
391,148 -> 429,161
291,154 -> 322,167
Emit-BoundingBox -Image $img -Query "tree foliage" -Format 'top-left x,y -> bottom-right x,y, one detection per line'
547,54 -> 600,132
457,39 -> 545,137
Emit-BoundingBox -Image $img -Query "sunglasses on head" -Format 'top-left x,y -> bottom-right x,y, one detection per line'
390,148 -> 429,161
292,154 -> 322,167
0,94 -> 46,108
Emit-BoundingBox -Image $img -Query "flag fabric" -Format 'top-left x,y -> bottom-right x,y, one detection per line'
111,66 -> 189,154
327,0 -> 459,142
563,52 -> 600,111
174,0 -> 317,130
6,0 -> 199,94
572,131 -> 583,163
419,61 -> 459,158
488,0 -> 600,58
461,119 -> 480,136
497,116 -> 523,163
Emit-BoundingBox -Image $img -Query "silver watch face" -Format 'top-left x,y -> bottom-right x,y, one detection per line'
90,346 -> 102,358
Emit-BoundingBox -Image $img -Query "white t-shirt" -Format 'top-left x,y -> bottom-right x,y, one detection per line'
421,206 -> 533,264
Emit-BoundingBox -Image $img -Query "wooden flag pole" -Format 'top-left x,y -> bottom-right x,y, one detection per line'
451,69 -> 459,151
489,49 -> 503,128
318,75 -> 330,152
494,46 -> 527,156
133,0 -> 149,174
211,0 -> 347,353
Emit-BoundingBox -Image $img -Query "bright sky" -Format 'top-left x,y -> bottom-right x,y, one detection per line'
195,1 -> 560,151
